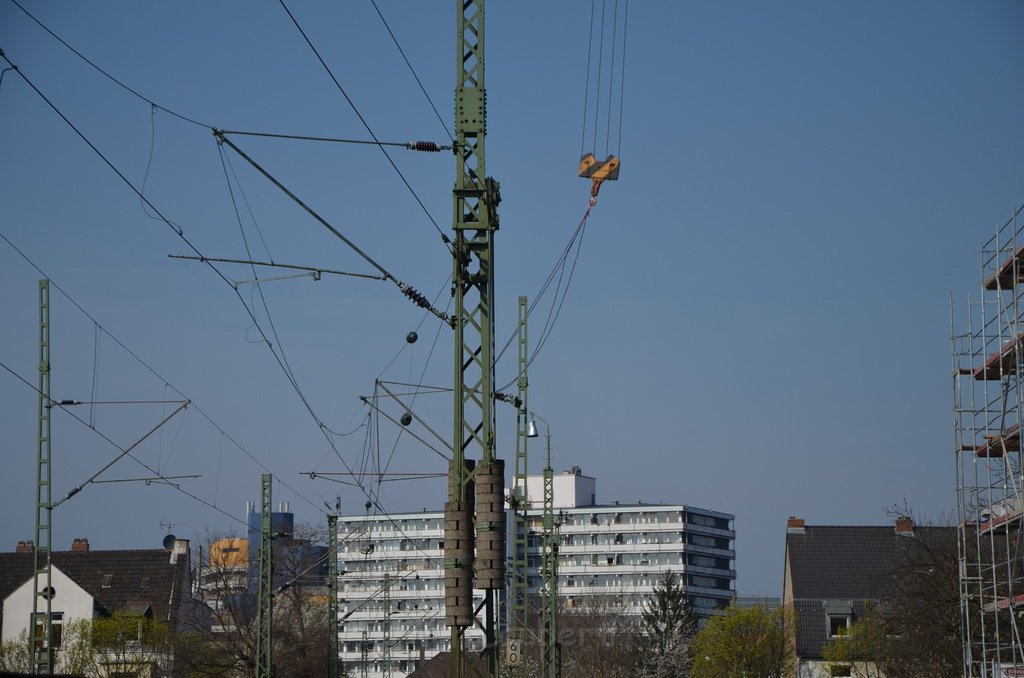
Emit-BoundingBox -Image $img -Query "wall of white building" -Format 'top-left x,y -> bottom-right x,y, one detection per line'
2,566 -> 94,644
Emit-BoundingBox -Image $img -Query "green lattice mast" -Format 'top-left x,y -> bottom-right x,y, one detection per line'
327,511 -> 339,678
509,296 -> 529,673
255,474 -> 272,678
32,279 -> 53,675
446,0 -> 503,677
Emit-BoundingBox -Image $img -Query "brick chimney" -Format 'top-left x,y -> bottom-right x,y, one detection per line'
16,540 -> 34,554
895,516 -> 914,536
71,538 -> 90,552
787,516 -> 806,534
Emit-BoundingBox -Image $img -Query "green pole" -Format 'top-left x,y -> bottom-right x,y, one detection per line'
327,512 -> 339,678
256,474 -> 273,678
510,297 -> 529,674
448,0 -> 501,677
31,279 -> 53,675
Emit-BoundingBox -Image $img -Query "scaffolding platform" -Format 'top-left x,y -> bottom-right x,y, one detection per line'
983,594 -> 1024,613
976,423 -> 1022,458
974,334 -> 1024,380
985,245 -> 1024,290
979,499 -> 1024,535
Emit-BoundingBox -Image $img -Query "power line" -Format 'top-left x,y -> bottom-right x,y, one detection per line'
219,129 -> 451,151
215,132 -> 453,327
275,0 -> 452,249
7,0 -> 212,129
0,54 -> 343,517
368,0 -> 454,143
0,359 -> 248,529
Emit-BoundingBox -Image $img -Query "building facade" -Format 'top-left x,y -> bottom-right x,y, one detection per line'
336,470 -> 735,677
523,468 -> 735,616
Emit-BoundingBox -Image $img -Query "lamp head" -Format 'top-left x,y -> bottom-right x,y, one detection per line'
526,417 -> 539,438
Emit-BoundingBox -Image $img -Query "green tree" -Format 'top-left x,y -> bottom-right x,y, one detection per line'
637,570 -> 699,677
691,603 -> 794,678
821,616 -> 886,678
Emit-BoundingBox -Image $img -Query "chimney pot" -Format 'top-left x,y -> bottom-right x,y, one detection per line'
895,516 -> 914,535
71,538 -> 90,552
16,540 -> 34,554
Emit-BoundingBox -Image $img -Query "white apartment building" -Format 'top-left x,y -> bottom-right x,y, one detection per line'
336,470 -> 735,677
338,511 -> 487,677
523,467 -> 735,615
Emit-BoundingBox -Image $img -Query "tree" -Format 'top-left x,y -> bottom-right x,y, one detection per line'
558,596 -> 640,678
820,516 -> 962,678
637,571 -> 699,677
192,525 -> 339,678
821,616 -> 887,678
690,603 -> 794,678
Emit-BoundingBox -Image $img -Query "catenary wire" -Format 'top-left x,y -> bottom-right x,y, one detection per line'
8,0 -> 212,128
0,359 -> 248,529
276,0 -> 452,249
368,0 -> 453,142
0,54 -> 336,515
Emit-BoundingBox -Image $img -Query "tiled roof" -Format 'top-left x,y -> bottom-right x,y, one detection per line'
407,651 -> 487,677
0,549 -> 189,633
784,525 -> 953,659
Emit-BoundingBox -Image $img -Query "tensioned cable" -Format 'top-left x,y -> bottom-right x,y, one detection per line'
0,53 -> 334,515
368,0 -> 453,143
276,0 -> 452,249
604,0 -> 619,156
218,143 -> 307,412
8,0 -> 211,129
0,230 -> 319,512
617,0 -> 629,157
580,0 -> 597,157
0,359 -> 248,529
2,48 -> 450,571
215,133 -> 452,326
592,0 -> 607,154
494,200 -> 596,390
220,129 -> 450,151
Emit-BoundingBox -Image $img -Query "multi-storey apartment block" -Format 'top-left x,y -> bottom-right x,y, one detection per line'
336,470 -> 735,677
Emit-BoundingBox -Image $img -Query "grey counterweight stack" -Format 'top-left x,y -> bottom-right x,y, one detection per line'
475,460 -> 506,590
445,459 -> 475,627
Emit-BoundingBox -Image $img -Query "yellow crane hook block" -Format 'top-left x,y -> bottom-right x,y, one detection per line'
578,153 -> 620,198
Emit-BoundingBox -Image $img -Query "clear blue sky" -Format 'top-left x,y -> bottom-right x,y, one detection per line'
1,1 -> 1022,597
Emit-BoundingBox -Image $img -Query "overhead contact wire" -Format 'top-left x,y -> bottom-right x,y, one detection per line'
8,0 -> 211,129
276,0 -> 452,249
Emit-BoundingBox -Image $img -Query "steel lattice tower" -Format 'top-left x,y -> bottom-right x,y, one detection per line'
32,279 -> 53,675
255,474 -> 273,678
446,0 -> 503,677
327,512 -> 339,678
509,296 -> 529,673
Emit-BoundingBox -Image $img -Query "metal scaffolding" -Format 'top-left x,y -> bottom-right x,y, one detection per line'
954,204 -> 1024,676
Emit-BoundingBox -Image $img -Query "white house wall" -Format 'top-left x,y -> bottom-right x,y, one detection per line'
3,566 -> 95,643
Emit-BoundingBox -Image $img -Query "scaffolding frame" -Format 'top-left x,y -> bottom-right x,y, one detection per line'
954,204 -> 1024,677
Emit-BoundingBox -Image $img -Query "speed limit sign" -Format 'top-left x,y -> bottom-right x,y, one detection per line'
506,638 -> 523,667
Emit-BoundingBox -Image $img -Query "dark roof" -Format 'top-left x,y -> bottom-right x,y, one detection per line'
0,549 -> 190,633
407,651 -> 487,678
784,524 -> 954,659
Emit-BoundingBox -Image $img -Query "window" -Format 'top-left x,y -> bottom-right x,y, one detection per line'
102,574 -> 113,588
829,614 -> 851,638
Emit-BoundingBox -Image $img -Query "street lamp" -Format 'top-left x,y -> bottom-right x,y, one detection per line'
527,412 -> 559,678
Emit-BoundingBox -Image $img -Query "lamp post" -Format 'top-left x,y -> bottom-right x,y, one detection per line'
527,414 -> 560,678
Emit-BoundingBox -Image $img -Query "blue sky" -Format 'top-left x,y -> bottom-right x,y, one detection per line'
1,1 -> 1022,597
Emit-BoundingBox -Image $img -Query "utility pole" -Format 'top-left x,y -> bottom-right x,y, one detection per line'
255,474 -> 273,678
446,0 -> 503,677
383,571 -> 392,678
360,630 -> 369,678
509,297 -> 529,674
539,423 -> 559,678
327,511 -> 339,678
32,279 -> 53,675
